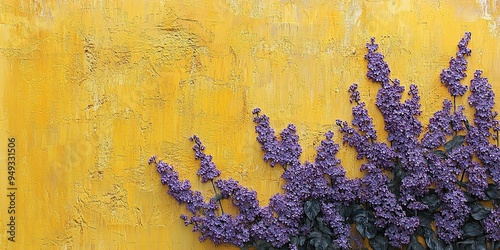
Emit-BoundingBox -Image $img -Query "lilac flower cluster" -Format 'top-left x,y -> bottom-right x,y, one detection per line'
440,32 -> 471,96
337,87 -> 395,170
150,158 -> 214,214
466,70 -> 500,184
215,179 -> 260,222
253,108 -> 302,168
315,131 -> 359,203
377,82 -> 431,210
358,164 -> 419,247
321,202 -> 351,249
469,70 -> 496,137
365,37 -> 391,84
484,207 -> 500,241
422,100 -> 466,149
190,135 -> 221,183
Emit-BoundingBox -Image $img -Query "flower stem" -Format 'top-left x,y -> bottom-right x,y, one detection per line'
211,179 -> 225,214
497,130 -> 499,147
460,169 -> 466,183
453,96 -> 456,113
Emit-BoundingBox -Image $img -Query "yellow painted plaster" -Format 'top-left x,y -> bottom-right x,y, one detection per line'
1,0 -> 500,249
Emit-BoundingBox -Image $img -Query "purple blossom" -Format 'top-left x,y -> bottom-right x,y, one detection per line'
349,83 -> 361,103
253,110 -> 302,168
315,131 -> 358,203
357,165 -> 419,247
484,207 -> 500,241
337,116 -> 395,170
152,160 -> 215,214
251,206 -> 291,247
281,162 -> 330,201
434,189 -> 470,244
375,81 -> 423,153
215,179 -> 260,222
467,126 -> 500,185
440,32 -> 471,96
321,202 -> 351,249
465,161 -> 488,198
426,151 -> 471,243
371,78 -> 430,209
365,38 -> 391,84
469,70 -> 495,137
148,155 -> 157,165
190,135 -> 221,183
422,100 -> 466,149
191,213 -> 250,247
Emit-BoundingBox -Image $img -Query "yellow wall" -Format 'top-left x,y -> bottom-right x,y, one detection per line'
2,0 -> 500,249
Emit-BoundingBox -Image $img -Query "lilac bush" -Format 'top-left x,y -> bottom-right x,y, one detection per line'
150,32 -> 500,250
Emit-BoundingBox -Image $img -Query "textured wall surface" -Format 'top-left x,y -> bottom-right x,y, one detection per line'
2,0 -> 500,249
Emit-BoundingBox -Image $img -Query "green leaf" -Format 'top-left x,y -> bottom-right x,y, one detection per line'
351,206 -> 366,223
462,222 -> 483,237
316,217 -> 333,236
408,234 -> 425,250
463,192 -> 476,202
470,203 -> 490,221
444,135 -> 465,153
433,150 -> 447,159
418,210 -> 434,226
423,227 -> 447,250
421,192 -> 440,211
299,236 -> 306,245
369,234 -> 388,250
309,231 -> 323,239
486,184 -> 500,200
474,236 -> 487,250
457,239 -> 474,250
304,200 -> 321,221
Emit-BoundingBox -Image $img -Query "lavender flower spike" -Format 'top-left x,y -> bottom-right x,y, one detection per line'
365,38 -> 391,84
440,32 -> 471,96
190,135 -> 221,183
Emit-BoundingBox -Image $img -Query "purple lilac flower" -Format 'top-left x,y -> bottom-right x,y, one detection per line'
321,202 -> 350,249
446,145 -> 488,198
434,189 -> 470,244
251,206 -> 291,247
363,58 -> 431,209
251,193 -> 305,248
349,83 -> 361,103
440,32 -> 471,96
469,70 -> 496,137
484,207 -> 500,241
191,213 -> 250,247
337,119 -> 395,170
378,82 -> 430,209
465,161 -> 488,198
375,81 -> 423,153
253,109 -> 302,168
148,155 -> 157,165
467,126 -> 500,185
151,152 -> 258,247
215,179 -> 260,222
151,160 -> 216,214
426,153 -> 471,243
358,164 -> 419,247
315,131 -> 358,203
190,135 -> 221,183
422,100 -> 466,149
365,37 -> 391,84
281,162 -> 330,201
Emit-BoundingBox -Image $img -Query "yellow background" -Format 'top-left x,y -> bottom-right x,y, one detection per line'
1,0 -> 500,249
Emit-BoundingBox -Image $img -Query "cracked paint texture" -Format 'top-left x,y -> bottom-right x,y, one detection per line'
1,0 -> 500,249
